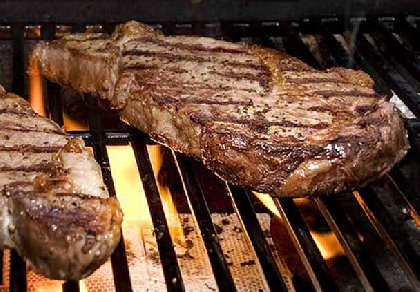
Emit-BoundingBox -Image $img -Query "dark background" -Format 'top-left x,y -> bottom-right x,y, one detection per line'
0,0 -> 419,23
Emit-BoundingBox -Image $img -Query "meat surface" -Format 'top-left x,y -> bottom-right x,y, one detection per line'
0,86 -> 122,280
30,21 -> 409,197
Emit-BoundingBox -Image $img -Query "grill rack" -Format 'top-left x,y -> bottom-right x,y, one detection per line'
2,17 -> 420,291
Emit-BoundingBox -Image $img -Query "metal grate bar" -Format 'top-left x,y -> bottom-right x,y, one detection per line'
315,197 -> 390,291
316,20 -> 358,69
11,23 -> 24,96
341,191 -> 420,290
395,18 -> 420,51
387,169 -> 420,217
355,188 -> 420,286
375,20 -> 420,78
46,81 -> 64,126
10,22 -> 26,292
131,130 -> 185,292
86,96 -> 132,292
10,250 -> 26,292
281,23 -> 321,69
275,198 -> 337,291
62,280 -> 80,292
174,154 -> 237,291
355,28 -> 420,116
228,186 -> 289,292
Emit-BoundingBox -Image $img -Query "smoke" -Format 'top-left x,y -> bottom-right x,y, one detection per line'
344,0 -> 366,68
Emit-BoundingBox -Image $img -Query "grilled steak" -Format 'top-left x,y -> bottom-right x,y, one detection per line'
30,21 -> 409,197
0,86 -> 122,280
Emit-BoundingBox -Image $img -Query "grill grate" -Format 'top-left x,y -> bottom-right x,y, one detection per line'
1,17 -> 420,291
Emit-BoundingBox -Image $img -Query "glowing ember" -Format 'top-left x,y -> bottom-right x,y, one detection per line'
147,145 -> 185,246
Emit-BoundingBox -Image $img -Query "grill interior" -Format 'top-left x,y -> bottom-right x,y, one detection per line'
1,16 -> 420,292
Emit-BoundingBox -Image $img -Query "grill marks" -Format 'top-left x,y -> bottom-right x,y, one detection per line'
116,35 -> 383,145
0,152 -> 55,172
0,112 -> 65,134
0,171 -> 41,188
0,130 -> 68,151
0,97 -> 69,155
0,95 -> 69,190
128,35 -> 247,54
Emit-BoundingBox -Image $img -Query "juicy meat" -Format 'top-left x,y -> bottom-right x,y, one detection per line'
30,21 -> 409,197
0,86 -> 122,280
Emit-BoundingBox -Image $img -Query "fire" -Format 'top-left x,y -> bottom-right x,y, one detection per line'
34,280 -> 87,292
253,194 -> 344,260
107,145 -> 152,227
107,144 -> 185,246
310,231 -> 344,260
29,62 -> 87,130
253,192 -> 281,218
29,67 -> 46,116
147,145 -> 185,246
63,112 -> 88,130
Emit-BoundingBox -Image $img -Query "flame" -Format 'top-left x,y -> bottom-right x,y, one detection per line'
310,231 -> 345,260
63,112 -> 88,130
29,62 -> 87,130
253,192 -> 281,218
252,193 -> 344,260
34,280 -> 87,292
107,145 -> 152,227
29,68 -> 46,116
108,144 -> 185,244
147,145 -> 185,246
34,281 -> 62,292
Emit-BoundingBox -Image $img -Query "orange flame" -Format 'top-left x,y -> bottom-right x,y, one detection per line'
29,61 -> 87,130
253,192 -> 281,218
63,112 -> 88,130
29,67 -> 46,116
34,280 -> 87,292
107,145 -> 152,227
310,231 -> 345,260
253,194 -> 344,260
108,144 -> 185,245
147,145 -> 185,246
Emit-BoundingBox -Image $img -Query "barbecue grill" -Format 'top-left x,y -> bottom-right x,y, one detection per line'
1,1 -> 420,291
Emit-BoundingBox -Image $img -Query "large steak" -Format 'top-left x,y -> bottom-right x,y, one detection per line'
0,86 -> 122,279
30,21 -> 409,197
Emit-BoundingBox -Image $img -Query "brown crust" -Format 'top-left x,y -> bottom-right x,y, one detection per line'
31,21 -> 409,198
0,90 -> 122,280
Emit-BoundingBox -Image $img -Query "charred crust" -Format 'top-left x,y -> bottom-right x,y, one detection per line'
0,145 -> 65,153
32,21 -> 409,200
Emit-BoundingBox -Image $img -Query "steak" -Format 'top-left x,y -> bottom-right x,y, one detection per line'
30,21 -> 409,197
0,86 -> 122,280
